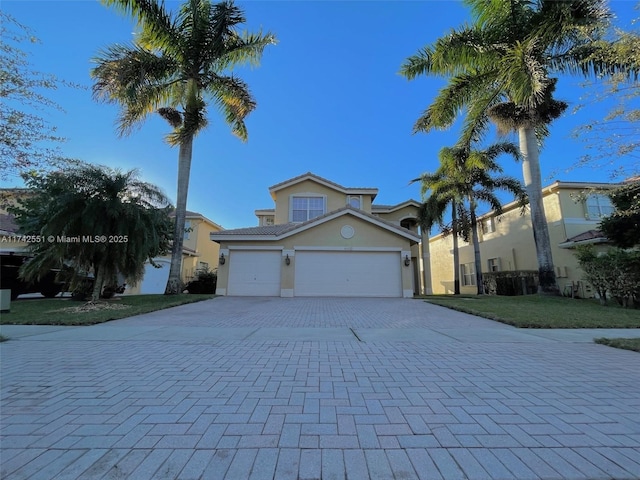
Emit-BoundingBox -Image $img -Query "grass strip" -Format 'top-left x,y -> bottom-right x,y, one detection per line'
0,294 -> 216,326
594,337 -> 640,352
424,294 -> 640,328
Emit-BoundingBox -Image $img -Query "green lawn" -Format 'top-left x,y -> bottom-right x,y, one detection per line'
424,294 -> 640,328
0,294 -> 216,326
594,337 -> 640,352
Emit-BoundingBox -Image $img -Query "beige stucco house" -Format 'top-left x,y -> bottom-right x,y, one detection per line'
428,181 -> 617,296
211,173 -> 422,297
127,210 -> 224,294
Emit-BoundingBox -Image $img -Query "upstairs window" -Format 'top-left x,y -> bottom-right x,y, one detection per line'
264,217 -> 274,226
184,220 -> 191,240
347,195 -> 361,209
291,196 -> 325,222
481,217 -> 495,234
586,194 -> 614,220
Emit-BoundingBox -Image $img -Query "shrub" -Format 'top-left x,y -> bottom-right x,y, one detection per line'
575,245 -> 640,307
185,269 -> 217,294
483,271 -> 538,296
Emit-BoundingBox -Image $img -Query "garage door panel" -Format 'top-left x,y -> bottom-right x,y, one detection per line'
294,251 -> 402,297
228,251 -> 282,296
140,260 -> 170,294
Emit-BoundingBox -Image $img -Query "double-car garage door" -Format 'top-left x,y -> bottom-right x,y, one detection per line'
227,250 -> 402,297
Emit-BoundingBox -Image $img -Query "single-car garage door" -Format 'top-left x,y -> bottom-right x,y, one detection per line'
228,250 -> 282,296
294,251 -> 402,297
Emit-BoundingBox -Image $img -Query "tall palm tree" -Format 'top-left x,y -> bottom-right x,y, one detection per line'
13,164 -> 173,301
92,0 -> 276,294
415,185 -> 464,295
400,0 -> 636,293
415,142 -> 525,295
440,143 -> 525,294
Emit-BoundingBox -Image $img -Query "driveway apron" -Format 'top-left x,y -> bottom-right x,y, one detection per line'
1,297 -> 639,479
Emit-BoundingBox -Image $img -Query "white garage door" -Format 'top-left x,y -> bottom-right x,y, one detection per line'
228,250 -> 282,296
140,259 -> 170,294
294,251 -> 402,297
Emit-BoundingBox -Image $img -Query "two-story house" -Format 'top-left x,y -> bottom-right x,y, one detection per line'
427,181 -> 618,296
211,173 -> 422,297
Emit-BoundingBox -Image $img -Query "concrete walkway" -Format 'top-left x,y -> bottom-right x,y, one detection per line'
1,297 -> 639,479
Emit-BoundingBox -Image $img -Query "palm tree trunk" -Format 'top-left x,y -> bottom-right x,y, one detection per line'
469,198 -> 484,294
451,200 -> 461,295
518,126 -> 558,294
165,134 -> 194,295
420,228 -> 432,295
91,264 -> 105,302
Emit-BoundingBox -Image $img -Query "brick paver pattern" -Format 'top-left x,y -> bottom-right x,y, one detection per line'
1,297 -> 639,479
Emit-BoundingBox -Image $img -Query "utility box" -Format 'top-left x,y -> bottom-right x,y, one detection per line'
0,289 -> 10,313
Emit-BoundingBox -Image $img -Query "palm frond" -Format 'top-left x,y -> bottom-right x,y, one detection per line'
101,0 -> 179,49
413,70 -> 495,133
214,30 -> 278,71
91,44 -> 180,135
207,74 -> 256,140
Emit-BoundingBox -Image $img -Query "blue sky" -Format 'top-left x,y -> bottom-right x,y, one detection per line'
2,0 -> 637,229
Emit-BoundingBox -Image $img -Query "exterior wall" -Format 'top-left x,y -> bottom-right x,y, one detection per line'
273,180 -> 374,224
216,214 -> 416,297
257,214 -> 275,226
428,186 -> 612,297
375,205 -> 421,290
182,217 -> 222,282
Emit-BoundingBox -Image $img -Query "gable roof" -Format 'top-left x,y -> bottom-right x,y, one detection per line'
268,172 -> 378,201
169,209 -> 223,230
211,205 -> 419,243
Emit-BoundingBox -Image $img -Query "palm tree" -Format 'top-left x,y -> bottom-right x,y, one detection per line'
441,143 -> 525,294
415,142 -> 525,294
400,0 -> 636,293
92,0 -> 276,294
13,164 -> 173,301
415,185 -> 464,295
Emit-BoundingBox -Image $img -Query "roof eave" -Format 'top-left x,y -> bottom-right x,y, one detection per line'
558,238 -> 609,249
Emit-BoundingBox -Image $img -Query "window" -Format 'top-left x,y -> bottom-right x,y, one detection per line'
586,194 -> 614,220
481,217 -> 495,234
264,217 -> 274,226
198,261 -> 209,271
461,262 -> 476,286
184,220 -> 191,240
291,196 -> 324,222
487,257 -> 501,272
347,195 -> 361,209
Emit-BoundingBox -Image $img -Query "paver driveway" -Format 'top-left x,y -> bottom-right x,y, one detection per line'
1,297 -> 639,479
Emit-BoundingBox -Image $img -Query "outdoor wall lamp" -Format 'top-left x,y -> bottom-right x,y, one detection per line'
285,254 -> 291,266
219,252 -> 226,265
404,254 -> 411,267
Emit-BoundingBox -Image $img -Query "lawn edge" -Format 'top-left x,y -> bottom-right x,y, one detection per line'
594,337 -> 640,353
0,294 -> 217,326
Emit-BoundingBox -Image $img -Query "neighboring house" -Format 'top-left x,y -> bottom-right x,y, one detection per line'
0,189 -> 32,255
428,181 -> 618,296
126,210 -> 224,294
211,173 -> 422,297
